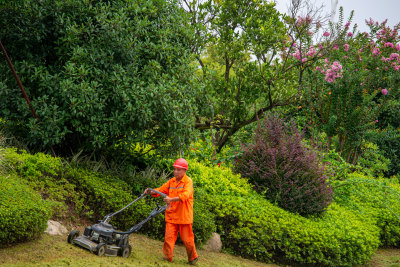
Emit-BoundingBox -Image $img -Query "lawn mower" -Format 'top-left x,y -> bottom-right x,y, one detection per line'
67,188 -> 168,257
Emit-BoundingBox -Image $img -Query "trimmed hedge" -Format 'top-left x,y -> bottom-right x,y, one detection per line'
0,174 -> 52,245
0,147 -> 215,246
3,146 -> 396,266
333,172 -> 400,247
2,148 -> 85,218
188,161 -> 380,266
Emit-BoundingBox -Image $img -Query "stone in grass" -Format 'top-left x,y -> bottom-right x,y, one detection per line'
45,220 -> 68,236
203,233 -> 222,252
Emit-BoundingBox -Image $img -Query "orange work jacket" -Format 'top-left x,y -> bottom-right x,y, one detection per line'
153,174 -> 194,224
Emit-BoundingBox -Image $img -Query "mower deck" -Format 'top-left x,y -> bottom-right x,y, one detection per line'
67,189 -> 167,258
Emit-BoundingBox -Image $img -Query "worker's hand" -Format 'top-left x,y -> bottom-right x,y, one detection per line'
144,188 -> 151,195
164,196 -> 173,204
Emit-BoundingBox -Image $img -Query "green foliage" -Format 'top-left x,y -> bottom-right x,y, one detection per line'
356,142 -> 391,177
188,160 -> 379,266
366,127 -> 400,176
321,149 -> 353,181
0,0 -> 200,154
333,173 -> 400,247
192,188 -> 216,245
64,167 -> 133,223
184,134 -> 241,168
1,148 -> 85,218
0,174 -> 52,245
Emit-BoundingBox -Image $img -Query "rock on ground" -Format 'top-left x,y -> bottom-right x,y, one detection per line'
45,220 -> 68,236
203,232 -> 222,252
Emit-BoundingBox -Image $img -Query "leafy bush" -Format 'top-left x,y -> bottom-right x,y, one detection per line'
366,127 -> 400,177
321,149 -> 353,181
356,142 -> 391,177
64,165 -> 215,246
333,173 -> 400,247
233,115 -> 333,215
2,148 -> 84,219
184,134 -> 241,168
0,174 -> 52,245
188,161 -> 380,266
192,188 -> 216,245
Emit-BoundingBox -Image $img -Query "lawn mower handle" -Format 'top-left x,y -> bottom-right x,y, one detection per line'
148,188 -> 167,198
103,188 -> 167,223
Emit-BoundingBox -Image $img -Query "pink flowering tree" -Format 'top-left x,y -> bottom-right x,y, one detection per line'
301,9 -> 400,163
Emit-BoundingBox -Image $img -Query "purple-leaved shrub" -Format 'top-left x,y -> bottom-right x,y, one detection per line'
233,115 -> 333,216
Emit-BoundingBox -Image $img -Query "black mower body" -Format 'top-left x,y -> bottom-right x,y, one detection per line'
69,222 -> 130,256
67,189 -> 168,257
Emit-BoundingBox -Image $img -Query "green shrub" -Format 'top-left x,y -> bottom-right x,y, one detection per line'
64,166 -> 215,246
192,188 -> 216,245
188,160 -> 380,266
321,149 -> 353,181
2,148 -> 84,219
0,174 -> 52,245
333,172 -> 400,247
366,127 -> 400,176
356,142 -> 391,177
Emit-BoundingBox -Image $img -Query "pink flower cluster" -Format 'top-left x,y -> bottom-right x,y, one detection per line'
296,15 -> 312,27
343,44 -> 349,51
292,48 -> 302,60
324,61 -> 343,83
366,18 -> 377,26
306,46 -> 317,57
372,47 -> 381,55
316,60 -> 343,83
390,53 -> 399,60
292,46 -> 319,62
385,42 -> 394,48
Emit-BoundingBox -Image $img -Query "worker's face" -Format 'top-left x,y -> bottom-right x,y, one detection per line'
173,167 -> 186,179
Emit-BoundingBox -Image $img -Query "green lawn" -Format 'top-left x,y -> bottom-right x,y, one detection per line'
0,232 -> 276,267
0,231 -> 399,267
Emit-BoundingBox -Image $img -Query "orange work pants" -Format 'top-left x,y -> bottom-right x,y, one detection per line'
163,222 -> 198,262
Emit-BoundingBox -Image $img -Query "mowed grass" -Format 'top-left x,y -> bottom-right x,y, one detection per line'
0,232 -> 277,267
365,248 -> 400,267
1,231 -> 400,267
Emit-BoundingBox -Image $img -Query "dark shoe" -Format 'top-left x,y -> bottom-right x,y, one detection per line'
162,256 -> 173,263
188,257 -> 198,265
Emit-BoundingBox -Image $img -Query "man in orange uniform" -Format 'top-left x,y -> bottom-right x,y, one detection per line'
144,158 -> 198,265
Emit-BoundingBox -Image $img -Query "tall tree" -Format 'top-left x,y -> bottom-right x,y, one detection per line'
0,0 -> 200,155
182,0 -> 331,152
